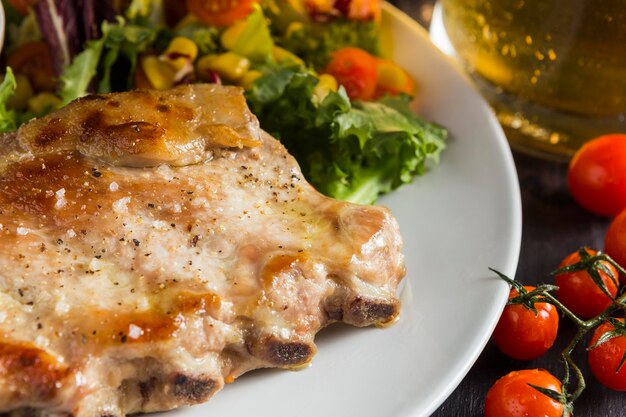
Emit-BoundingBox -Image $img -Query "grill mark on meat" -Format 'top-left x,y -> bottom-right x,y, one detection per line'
139,377 -> 158,403
101,122 -> 167,155
80,110 -> 105,136
33,118 -> 66,148
17,85 -> 262,167
172,374 -> 217,402
266,340 -> 315,366
346,296 -> 399,327
246,334 -> 315,367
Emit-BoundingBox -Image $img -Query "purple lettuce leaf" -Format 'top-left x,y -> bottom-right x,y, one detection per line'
78,0 -> 116,41
34,0 -> 82,77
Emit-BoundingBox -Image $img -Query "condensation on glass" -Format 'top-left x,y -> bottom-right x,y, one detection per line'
441,0 -> 626,159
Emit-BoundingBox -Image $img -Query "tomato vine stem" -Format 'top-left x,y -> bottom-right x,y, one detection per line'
492,250 -> 626,415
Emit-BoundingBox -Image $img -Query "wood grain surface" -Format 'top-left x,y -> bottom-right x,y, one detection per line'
388,1 -> 626,415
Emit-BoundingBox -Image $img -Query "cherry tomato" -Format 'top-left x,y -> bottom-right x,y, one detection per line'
588,318 -> 626,391
324,47 -> 378,101
555,248 -> 618,319
485,369 -> 564,417
6,41 -> 57,92
7,0 -> 37,16
186,0 -> 257,27
492,286 -> 559,360
568,134 -> 626,217
604,209 -> 626,281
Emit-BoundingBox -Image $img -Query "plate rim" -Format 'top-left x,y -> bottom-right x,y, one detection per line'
382,2 -> 523,415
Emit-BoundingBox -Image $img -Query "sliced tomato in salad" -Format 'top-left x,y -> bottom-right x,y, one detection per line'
186,0 -> 258,27
7,41 -> 57,92
324,47 -> 378,101
8,0 -> 37,16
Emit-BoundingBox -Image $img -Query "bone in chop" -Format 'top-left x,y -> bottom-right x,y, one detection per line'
0,84 -> 405,417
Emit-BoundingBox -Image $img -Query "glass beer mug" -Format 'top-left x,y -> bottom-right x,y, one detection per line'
438,0 -> 626,159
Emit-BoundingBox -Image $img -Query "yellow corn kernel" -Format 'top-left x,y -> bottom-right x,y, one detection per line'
221,20 -> 248,51
377,59 -> 414,93
312,74 -> 338,103
272,46 -> 304,65
141,55 -> 176,90
285,21 -> 305,38
27,92 -> 62,114
196,52 -> 250,83
6,74 -> 34,111
164,37 -> 199,71
240,70 -> 263,90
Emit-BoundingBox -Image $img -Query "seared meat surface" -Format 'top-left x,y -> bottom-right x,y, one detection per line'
0,85 -> 405,417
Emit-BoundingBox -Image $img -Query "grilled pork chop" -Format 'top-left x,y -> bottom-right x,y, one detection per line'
0,85 -> 405,417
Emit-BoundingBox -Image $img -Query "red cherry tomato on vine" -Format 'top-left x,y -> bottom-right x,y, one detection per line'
568,133 -> 626,216
588,318 -> 626,391
186,0 -> 257,27
604,210 -> 626,281
555,249 -> 618,319
492,286 -> 559,360
324,47 -> 378,101
485,369 -> 565,417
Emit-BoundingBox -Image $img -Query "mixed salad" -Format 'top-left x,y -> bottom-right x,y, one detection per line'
0,0 -> 446,204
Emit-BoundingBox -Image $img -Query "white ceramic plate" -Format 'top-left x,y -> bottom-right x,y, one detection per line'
164,4 -> 522,417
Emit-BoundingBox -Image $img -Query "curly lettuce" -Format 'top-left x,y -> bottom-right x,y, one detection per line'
277,20 -> 381,70
246,65 -> 446,204
59,18 -> 159,103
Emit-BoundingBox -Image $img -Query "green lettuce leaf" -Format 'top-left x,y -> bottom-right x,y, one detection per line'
232,6 -> 274,62
0,68 -> 19,132
278,19 -> 381,69
125,0 -> 165,24
59,37 -> 105,104
175,23 -> 220,56
59,18 -> 159,102
246,65 -> 446,204
98,19 -> 159,92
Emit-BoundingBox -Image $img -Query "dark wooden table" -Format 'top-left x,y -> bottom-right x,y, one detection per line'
389,1 -> 626,415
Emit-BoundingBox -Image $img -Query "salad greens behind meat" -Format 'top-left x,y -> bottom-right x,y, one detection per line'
0,0 -> 446,204
247,64 -> 445,203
